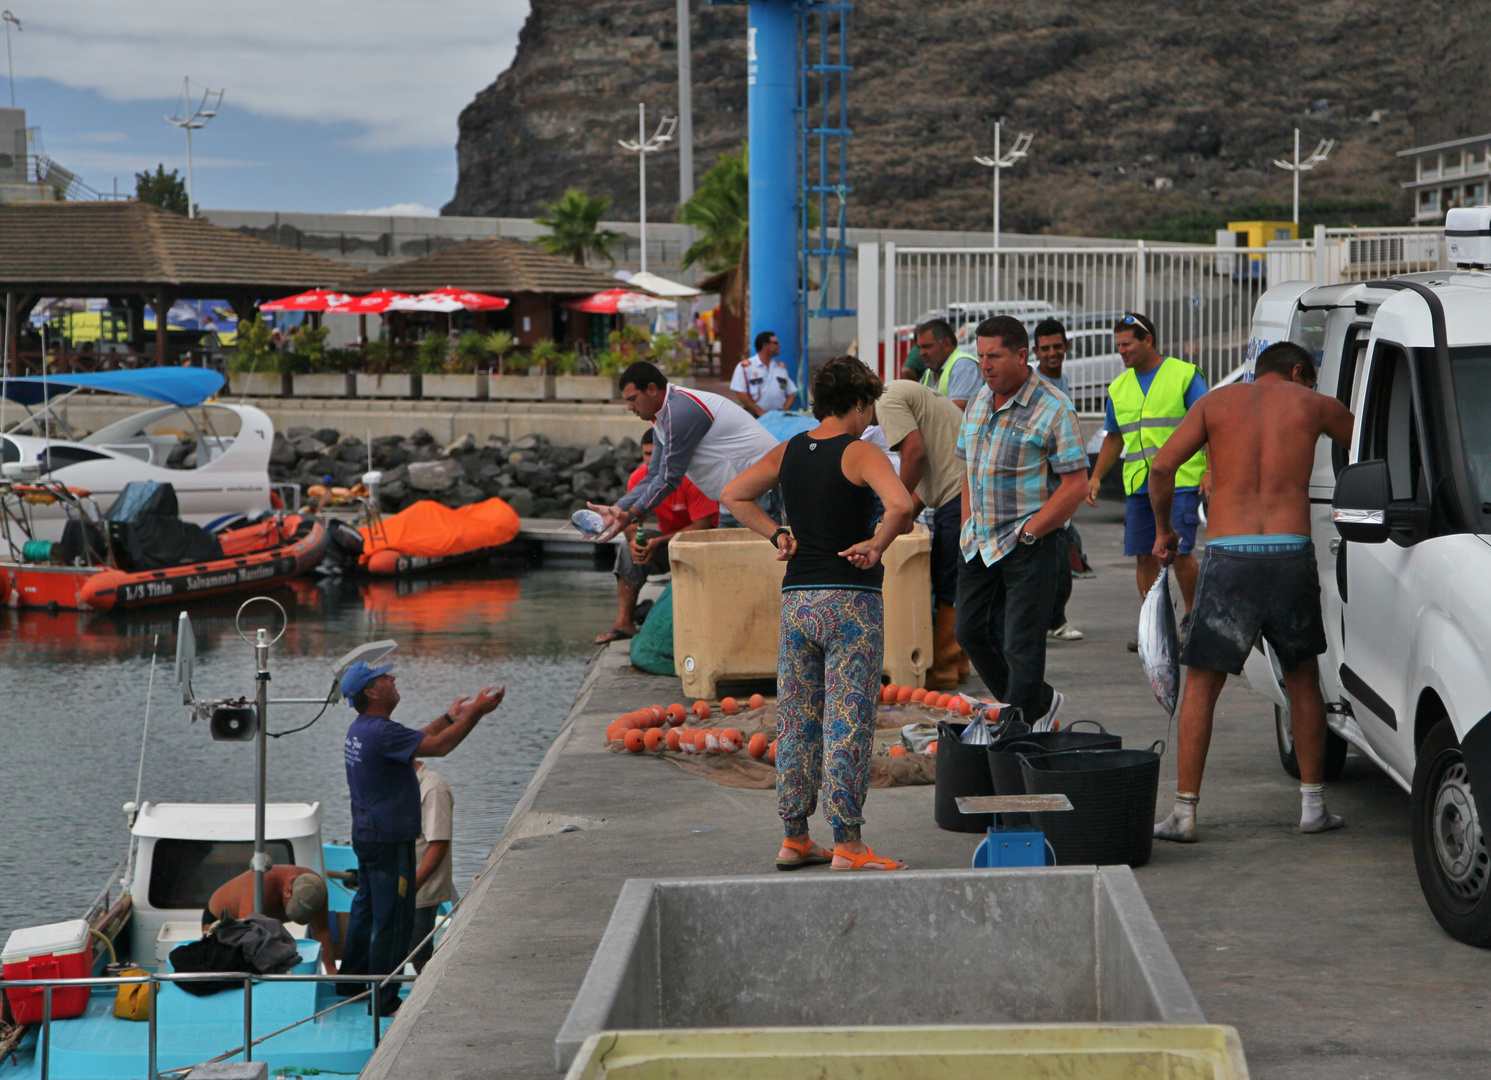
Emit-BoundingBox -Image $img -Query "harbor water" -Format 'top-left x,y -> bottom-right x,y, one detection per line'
0,562 -> 617,946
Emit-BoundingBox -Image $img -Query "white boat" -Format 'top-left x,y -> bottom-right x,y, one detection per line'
1,368 -> 276,543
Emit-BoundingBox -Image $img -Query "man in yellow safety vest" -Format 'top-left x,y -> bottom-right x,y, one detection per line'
1086,313 -> 1210,636
914,319 -> 983,409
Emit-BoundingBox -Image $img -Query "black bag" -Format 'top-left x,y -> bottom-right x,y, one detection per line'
167,937 -> 251,996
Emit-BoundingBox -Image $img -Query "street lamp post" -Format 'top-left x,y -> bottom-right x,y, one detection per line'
1272,127 -> 1334,227
164,76 -> 223,220
974,120 -> 1032,304
618,102 -> 677,275
2,11 -> 19,109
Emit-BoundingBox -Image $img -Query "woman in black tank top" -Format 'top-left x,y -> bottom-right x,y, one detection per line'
723,357 -> 916,872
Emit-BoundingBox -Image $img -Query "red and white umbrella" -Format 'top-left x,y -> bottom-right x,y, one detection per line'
324,290 -> 414,314
259,288 -> 354,312
564,288 -> 673,315
387,286 -> 510,313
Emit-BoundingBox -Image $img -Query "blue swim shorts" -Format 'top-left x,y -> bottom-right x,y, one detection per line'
1124,488 -> 1201,558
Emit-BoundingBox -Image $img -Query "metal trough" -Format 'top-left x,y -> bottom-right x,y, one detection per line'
555,866 -> 1203,1071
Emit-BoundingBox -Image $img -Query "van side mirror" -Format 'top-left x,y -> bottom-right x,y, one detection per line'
1335,459 -> 1389,542
1333,460 -> 1391,544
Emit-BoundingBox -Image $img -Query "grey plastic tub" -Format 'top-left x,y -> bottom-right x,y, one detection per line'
554,867 -> 1202,1071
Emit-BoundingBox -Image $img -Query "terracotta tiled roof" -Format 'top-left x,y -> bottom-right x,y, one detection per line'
0,201 -> 351,292
345,236 -> 623,296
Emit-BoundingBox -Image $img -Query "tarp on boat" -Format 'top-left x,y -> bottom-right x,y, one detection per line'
0,366 -> 226,407
359,498 -> 521,565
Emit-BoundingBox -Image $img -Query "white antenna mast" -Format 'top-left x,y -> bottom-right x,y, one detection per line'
619,103 -> 677,274
1272,128 -> 1334,226
974,120 -> 1033,303
165,76 -> 224,219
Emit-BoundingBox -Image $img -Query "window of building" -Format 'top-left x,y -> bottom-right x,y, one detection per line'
1468,183 -> 1486,206
1421,189 -> 1439,212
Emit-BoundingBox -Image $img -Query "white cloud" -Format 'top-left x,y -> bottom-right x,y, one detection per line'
13,1 -> 531,151
345,202 -> 440,217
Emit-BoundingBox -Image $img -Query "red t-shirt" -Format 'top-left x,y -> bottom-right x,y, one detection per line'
627,464 -> 719,535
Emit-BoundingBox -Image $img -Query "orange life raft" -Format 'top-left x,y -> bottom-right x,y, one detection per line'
359,498 -> 521,576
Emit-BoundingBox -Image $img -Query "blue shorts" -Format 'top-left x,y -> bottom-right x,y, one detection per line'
1124,489 -> 1201,557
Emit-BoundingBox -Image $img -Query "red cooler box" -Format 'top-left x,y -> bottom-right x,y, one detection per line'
2,919 -> 93,1024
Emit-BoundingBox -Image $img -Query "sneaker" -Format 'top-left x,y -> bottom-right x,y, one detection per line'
1072,568 -> 1097,579
1032,690 -> 1065,732
1047,622 -> 1085,642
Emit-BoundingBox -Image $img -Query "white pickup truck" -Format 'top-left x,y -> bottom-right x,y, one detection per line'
1243,220 -> 1491,945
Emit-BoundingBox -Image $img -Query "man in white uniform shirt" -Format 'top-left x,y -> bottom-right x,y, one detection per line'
730,330 -> 797,416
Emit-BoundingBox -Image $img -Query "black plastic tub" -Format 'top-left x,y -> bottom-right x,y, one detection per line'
987,721 -> 1121,826
1019,741 -> 1165,868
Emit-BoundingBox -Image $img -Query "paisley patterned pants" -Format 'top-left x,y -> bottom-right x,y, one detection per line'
776,587 -> 884,843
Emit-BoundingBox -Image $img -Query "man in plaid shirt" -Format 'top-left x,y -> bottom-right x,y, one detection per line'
955,316 -> 1090,729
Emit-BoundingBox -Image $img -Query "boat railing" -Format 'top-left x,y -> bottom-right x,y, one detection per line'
0,969 -> 418,1080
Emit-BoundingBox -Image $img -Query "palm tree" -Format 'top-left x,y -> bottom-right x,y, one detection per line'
678,144 -> 749,273
535,188 -> 625,265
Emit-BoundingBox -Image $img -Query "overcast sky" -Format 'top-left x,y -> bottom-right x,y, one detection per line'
5,0 -> 532,215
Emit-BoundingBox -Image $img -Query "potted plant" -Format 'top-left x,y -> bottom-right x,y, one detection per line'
356,335 -> 422,399
422,330 -> 490,400
226,319 -> 289,397
554,347 -> 617,402
289,325 -> 352,398
490,336 -> 555,400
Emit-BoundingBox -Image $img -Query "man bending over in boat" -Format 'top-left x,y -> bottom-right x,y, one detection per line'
203,865 -> 336,973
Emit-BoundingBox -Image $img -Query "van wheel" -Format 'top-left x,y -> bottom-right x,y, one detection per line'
1412,718 -> 1491,946
1273,703 -> 1347,781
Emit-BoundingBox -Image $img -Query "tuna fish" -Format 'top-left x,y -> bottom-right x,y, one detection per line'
1138,566 -> 1180,717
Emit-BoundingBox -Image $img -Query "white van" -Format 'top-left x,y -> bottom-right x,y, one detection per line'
1243,237 -> 1491,944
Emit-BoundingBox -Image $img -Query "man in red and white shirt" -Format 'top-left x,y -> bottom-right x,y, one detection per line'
595,427 -> 719,643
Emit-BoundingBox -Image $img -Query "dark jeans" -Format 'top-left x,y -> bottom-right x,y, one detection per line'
955,534 -> 1061,723
410,904 -> 439,971
931,498 -> 962,609
1050,526 -> 1073,629
338,838 -> 416,1013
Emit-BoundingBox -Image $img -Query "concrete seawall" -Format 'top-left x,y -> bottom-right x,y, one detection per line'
360,505 -> 1491,1079
44,397 -> 651,446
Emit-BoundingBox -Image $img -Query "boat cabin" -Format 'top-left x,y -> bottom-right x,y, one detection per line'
126,801 -> 324,966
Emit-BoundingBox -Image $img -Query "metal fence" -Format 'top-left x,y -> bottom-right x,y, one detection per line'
863,229 -> 1451,406
884,243 -> 1281,405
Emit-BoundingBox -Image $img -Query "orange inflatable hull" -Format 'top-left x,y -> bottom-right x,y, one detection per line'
360,497 -> 521,576
3,515 -> 329,611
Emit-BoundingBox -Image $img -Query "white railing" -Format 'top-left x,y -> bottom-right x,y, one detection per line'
848,228 -> 1450,404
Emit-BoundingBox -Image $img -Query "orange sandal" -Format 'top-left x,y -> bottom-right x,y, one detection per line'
776,836 -> 833,870
830,845 -> 907,871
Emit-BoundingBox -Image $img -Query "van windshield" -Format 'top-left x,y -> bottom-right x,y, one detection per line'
1447,347 -> 1491,511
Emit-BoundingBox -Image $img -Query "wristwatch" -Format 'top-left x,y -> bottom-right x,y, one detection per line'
770,527 -> 792,548
1017,526 -> 1037,546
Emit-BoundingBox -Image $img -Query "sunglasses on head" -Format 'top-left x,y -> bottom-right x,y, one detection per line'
1121,315 -> 1152,334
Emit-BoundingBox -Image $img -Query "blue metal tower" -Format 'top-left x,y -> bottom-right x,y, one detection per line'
715,0 -> 852,391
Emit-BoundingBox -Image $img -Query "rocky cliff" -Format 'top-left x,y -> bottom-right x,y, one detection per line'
446,1 -> 1491,236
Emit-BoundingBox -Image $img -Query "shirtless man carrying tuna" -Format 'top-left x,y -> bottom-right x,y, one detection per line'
1147,341 -> 1355,842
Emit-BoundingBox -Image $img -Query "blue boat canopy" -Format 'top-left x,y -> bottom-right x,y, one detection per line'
0,367 -> 226,407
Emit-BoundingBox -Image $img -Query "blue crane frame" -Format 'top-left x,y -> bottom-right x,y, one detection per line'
710,0 -> 854,394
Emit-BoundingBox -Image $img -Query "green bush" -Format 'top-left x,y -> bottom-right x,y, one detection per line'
450,331 -> 488,374
362,339 -> 393,375
323,347 -> 363,373
227,318 -> 275,374
289,325 -> 330,371
525,338 -> 560,374
416,334 -> 449,374
554,349 -> 579,376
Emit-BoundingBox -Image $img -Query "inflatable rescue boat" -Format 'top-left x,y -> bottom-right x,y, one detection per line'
3,513 -> 328,610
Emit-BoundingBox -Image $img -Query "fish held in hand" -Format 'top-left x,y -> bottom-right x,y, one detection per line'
1138,566 -> 1180,717
571,509 -> 605,537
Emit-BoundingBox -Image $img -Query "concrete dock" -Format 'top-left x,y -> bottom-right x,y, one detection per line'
365,503 -> 1491,1080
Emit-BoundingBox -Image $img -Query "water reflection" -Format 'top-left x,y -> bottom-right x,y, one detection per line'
0,563 -> 615,942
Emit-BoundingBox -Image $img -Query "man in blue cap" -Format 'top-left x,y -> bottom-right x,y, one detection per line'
337,661 -> 502,1013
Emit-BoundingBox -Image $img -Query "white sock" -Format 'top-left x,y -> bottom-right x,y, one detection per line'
1300,783 -> 1345,833
1154,791 -> 1199,843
